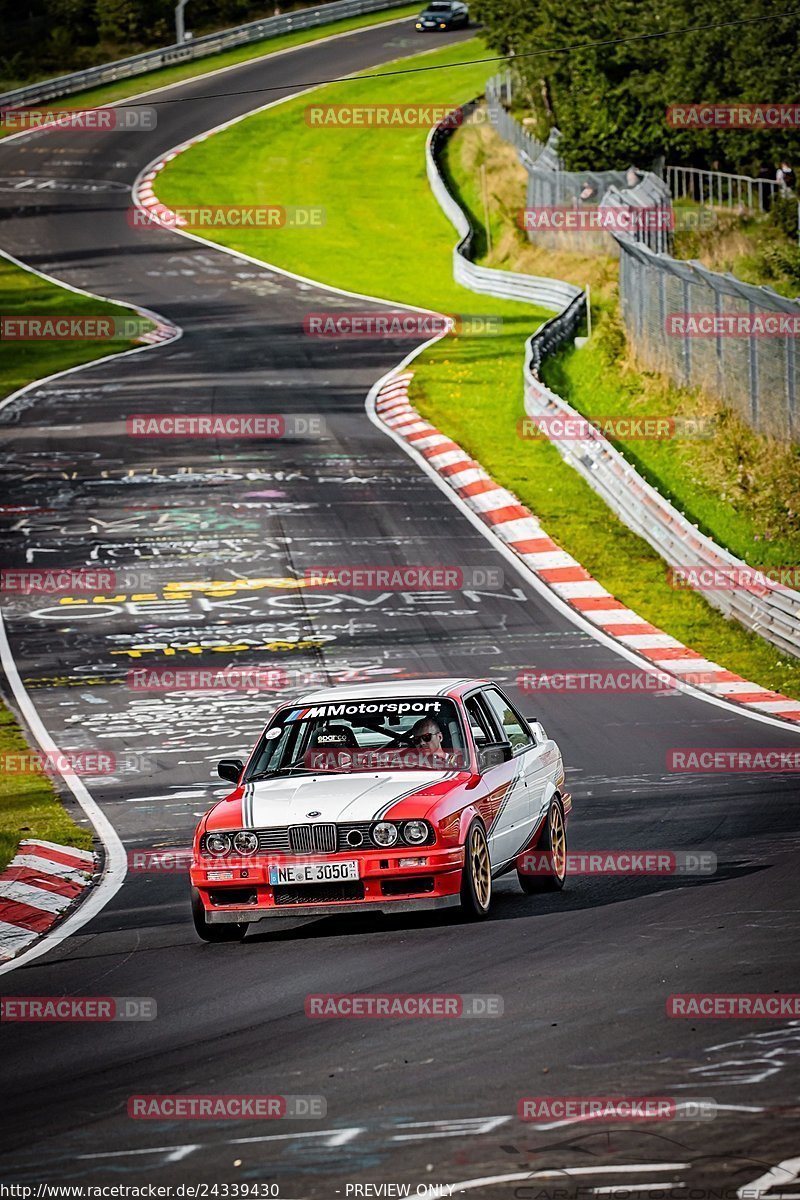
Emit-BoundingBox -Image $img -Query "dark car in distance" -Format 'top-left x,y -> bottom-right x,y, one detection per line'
415,0 -> 469,30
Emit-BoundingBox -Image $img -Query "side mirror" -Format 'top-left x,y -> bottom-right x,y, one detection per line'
478,741 -> 513,772
217,758 -> 244,784
527,718 -> 547,743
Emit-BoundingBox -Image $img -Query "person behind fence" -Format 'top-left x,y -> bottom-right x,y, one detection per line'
776,160 -> 795,194
578,180 -> 597,203
626,167 -> 642,189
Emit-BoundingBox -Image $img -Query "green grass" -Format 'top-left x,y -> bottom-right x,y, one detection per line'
158,38 -> 516,311
0,253 -> 153,399
156,46 -> 800,701
0,5 -> 420,139
0,255 -> 150,871
0,708 -> 93,873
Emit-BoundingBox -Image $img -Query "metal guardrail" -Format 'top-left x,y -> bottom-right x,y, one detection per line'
522,368 -> 800,658
528,292 -> 586,378
667,164 -> 784,212
426,101 -> 582,313
0,0 -> 410,108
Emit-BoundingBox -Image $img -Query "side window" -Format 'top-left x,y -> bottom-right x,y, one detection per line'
464,695 -> 497,747
482,688 -> 532,752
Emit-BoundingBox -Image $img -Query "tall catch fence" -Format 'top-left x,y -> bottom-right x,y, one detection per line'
486,73 -> 800,442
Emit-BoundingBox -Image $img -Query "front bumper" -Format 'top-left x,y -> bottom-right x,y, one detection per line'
191,845 -> 464,924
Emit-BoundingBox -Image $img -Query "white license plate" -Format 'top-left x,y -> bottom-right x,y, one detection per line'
269,860 -> 360,886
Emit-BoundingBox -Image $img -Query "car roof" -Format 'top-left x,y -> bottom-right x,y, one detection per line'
290,677 -> 489,704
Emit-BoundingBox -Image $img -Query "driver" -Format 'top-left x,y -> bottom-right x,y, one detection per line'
409,717 -> 445,752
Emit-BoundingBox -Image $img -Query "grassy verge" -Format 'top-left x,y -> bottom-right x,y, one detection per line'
673,199 -> 800,298
0,5 -> 420,138
0,256 -> 149,870
156,55 -> 800,700
0,253 -> 154,399
0,708 -> 93,872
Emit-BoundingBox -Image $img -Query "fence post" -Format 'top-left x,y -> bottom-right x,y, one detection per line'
682,278 -> 692,385
748,300 -> 759,430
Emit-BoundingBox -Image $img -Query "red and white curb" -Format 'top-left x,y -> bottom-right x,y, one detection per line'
375,373 -> 800,725
0,840 -> 97,962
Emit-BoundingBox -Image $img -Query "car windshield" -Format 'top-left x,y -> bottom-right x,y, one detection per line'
246,697 -> 468,777
426,3 -> 453,10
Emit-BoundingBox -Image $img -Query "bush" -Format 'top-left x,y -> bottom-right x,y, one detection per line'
769,194 -> 800,241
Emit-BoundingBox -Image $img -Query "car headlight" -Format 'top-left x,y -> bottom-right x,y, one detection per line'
233,831 -> 258,855
372,821 -> 399,847
205,832 -> 232,857
402,820 -> 429,845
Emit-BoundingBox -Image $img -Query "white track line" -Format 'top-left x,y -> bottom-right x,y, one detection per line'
0,245 -> 181,417
416,1165 -> 689,1198
0,611 -> 127,976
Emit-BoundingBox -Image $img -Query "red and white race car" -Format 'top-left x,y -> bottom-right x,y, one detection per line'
190,678 -> 571,940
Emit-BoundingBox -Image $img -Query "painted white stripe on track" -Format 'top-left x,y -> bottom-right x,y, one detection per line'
0,880 -> 72,914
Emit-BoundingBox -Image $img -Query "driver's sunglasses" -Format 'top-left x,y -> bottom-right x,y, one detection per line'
414,732 -> 435,743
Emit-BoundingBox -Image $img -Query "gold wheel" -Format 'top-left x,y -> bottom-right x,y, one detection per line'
549,803 -> 566,881
469,825 -> 491,910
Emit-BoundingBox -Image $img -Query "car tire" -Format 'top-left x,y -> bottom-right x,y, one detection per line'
459,819 -> 492,919
191,887 -> 248,942
517,797 -> 567,893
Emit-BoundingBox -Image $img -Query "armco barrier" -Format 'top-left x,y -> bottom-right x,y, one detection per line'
427,101 -> 800,660
522,369 -> 800,659
0,0 -> 409,109
426,101 -> 582,314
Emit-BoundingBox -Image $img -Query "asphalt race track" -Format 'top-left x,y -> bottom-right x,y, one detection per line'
1,17 -> 799,1198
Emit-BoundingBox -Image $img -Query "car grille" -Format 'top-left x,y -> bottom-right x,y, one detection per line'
274,882 -> 365,906
288,823 -> 336,853
254,823 -> 375,855
381,876 -> 435,897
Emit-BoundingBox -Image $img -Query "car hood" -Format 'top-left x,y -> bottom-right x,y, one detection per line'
239,771 -> 458,827
420,9 -> 452,17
